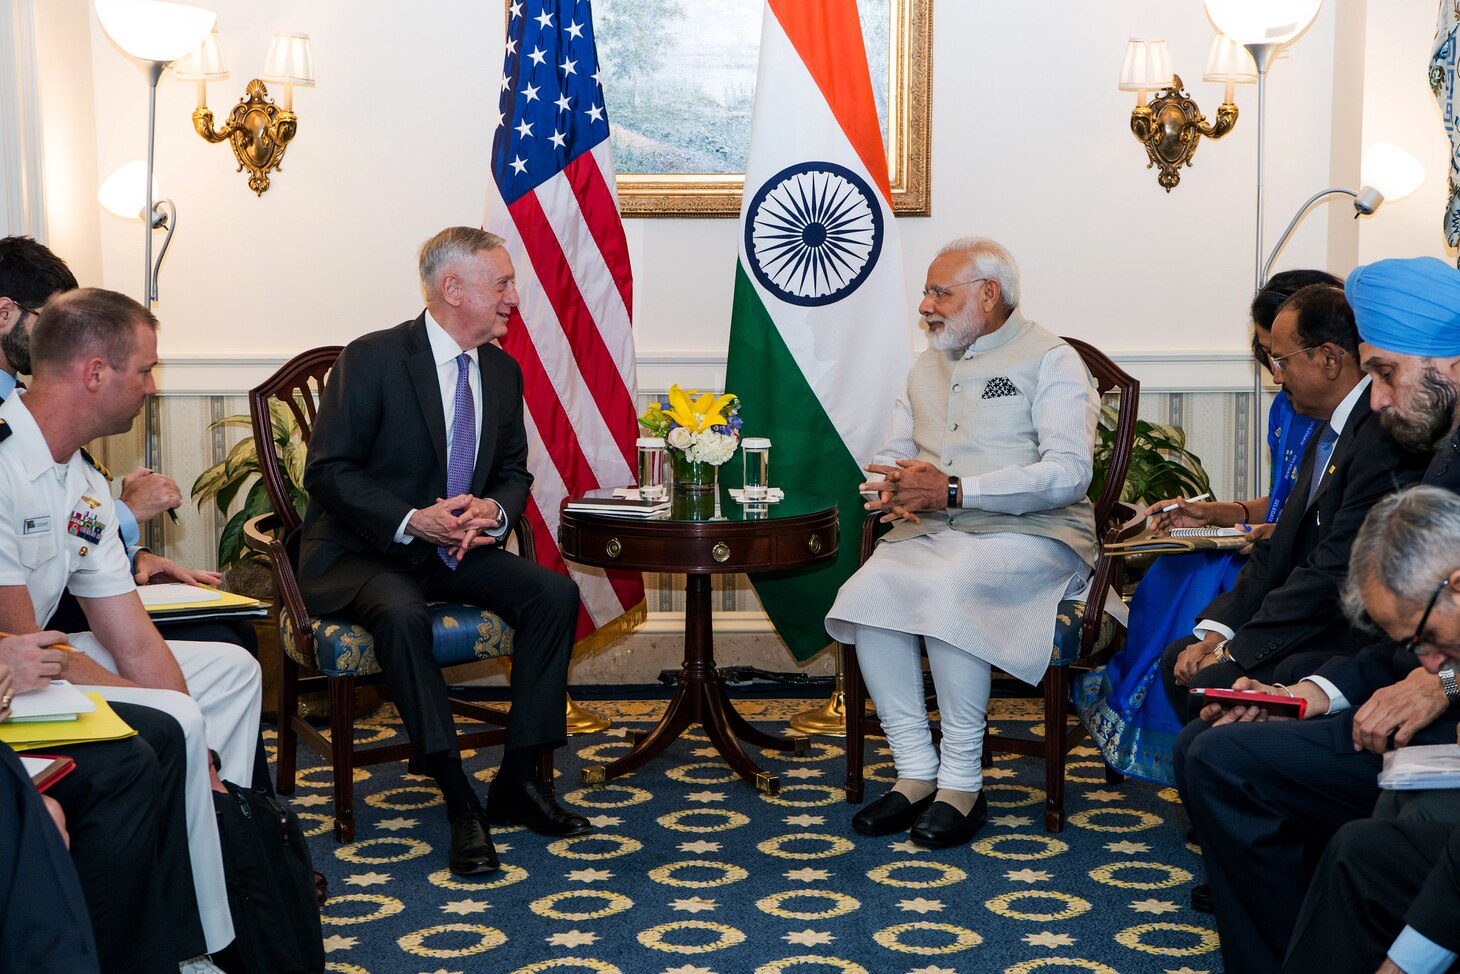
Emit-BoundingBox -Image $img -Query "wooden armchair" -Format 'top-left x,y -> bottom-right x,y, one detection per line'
243,346 -> 541,842
841,336 -> 1139,832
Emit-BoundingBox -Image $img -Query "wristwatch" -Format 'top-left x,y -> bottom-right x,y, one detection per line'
1212,640 -> 1235,664
1440,666 -> 1460,704
947,475 -> 961,509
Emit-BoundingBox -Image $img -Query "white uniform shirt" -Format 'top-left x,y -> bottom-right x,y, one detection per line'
0,394 -> 134,626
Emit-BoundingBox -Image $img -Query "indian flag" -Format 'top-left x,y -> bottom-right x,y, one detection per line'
724,0 -> 912,661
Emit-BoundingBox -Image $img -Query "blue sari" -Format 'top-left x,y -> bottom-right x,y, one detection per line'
1073,390 -> 1321,785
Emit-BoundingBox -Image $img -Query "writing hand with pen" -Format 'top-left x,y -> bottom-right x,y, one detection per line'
120,466 -> 182,524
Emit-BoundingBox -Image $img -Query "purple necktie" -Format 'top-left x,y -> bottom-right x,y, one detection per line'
439,352 -> 476,568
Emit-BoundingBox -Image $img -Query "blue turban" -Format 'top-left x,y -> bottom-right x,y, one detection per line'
1345,257 -> 1460,356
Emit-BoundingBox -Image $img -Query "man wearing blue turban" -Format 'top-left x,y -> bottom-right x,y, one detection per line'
1173,255 -> 1460,973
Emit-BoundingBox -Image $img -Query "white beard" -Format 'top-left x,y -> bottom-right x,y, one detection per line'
927,306 -> 983,351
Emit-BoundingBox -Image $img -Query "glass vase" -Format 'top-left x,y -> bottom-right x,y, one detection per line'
670,450 -> 719,491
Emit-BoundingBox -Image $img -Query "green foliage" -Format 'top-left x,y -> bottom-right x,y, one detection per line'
189,400 -> 309,570
1089,404 -> 1212,508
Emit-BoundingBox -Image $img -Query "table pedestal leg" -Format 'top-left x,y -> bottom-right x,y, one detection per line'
581,573 -> 807,792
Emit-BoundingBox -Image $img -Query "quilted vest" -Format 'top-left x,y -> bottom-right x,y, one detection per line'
886,311 -> 1097,568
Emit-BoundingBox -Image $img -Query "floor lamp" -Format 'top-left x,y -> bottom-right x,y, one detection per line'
1204,0 -> 1323,495
95,0 -> 214,545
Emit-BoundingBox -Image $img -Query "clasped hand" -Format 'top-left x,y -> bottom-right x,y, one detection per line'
407,493 -> 502,559
861,460 -> 948,525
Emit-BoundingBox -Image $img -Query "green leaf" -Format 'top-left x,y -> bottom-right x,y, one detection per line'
218,509 -> 248,568
213,471 -> 253,516
221,437 -> 258,481
205,414 -> 253,432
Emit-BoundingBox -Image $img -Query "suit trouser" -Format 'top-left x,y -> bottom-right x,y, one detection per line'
1282,818 -> 1460,973
1174,714 -> 1383,974
71,635 -> 262,953
0,744 -> 100,974
49,703 -> 202,973
349,545 -> 579,761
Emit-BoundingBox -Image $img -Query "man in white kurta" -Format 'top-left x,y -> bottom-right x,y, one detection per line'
826,237 -> 1098,848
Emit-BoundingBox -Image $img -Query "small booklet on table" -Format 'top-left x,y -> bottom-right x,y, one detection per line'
564,489 -> 671,518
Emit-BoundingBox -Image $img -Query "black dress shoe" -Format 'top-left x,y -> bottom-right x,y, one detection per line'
851,790 -> 936,837
449,812 -> 499,876
909,791 -> 988,849
1190,882 -> 1214,915
488,780 -> 591,837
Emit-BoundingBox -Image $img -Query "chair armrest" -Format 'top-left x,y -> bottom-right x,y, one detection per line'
859,511 -> 891,565
511,515 -> 536,562
243,513 -> 314,657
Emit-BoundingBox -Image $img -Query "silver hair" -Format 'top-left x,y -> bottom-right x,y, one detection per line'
418,227 -> 505,298
1342,485 -> 1460,627
936,236 -> 1020,312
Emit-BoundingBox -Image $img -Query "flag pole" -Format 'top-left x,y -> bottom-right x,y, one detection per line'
788,649 -> 849,737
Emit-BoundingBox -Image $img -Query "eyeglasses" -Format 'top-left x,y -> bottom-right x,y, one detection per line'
1404,577 -> 1451,656
921,278 -> 988,301
1268,345 -> 1316,372
9,302 -> 40,321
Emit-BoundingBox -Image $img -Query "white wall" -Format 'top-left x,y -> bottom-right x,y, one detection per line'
27,1 -> 1457,376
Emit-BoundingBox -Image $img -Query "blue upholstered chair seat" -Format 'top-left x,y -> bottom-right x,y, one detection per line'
1051,599 -> 1122,667
306,604 -> 516,678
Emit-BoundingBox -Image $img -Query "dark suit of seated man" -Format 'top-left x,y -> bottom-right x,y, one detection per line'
1160,283 -> 1426,722
300,226 -> 585,877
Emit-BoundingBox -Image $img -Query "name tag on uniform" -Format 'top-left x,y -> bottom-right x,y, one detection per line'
22,515 -> 49,535
67,510 -> 104,544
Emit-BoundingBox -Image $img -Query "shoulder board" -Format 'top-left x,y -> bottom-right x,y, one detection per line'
79,447 -> 113,481
0,420 -> 9,443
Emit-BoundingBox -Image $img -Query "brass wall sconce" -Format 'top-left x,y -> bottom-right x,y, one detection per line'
1119,36 -> 1254,191
173,29 -> 315,196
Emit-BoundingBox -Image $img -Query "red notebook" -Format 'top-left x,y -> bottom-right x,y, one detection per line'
21,754 -> 76,792
1189,687 -> 1307,719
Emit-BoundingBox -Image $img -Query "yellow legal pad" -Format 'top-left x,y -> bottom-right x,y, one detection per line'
0,693 -> 136,751
138,583 -> 266,615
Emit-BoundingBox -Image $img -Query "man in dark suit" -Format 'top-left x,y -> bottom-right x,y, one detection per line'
1281,485 -> 1460,974
1160,283 -> 1426,722
1175,257 -> 1460,973
301,226 -> 585,877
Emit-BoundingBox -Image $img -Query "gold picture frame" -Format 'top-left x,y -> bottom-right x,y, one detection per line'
504,0 -> 931,218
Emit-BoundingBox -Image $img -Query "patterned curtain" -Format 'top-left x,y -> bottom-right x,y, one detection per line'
1432,0 -> 1460,264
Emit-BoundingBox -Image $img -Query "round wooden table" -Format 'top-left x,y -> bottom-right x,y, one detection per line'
559,486 -> 838,793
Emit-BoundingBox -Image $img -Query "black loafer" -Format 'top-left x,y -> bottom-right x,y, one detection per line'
488,780 -> 591,837
851,790 -> 936,837
909,791 -> 988,849
1190,882 -> 1214,915
448,812 -> 499,876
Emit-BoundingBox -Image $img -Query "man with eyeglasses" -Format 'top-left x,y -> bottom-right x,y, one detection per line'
1173,257 -> 1460,974
1280,485 -> 1460,974
826,236 -> 1100,848
1158,283 -> 1425,723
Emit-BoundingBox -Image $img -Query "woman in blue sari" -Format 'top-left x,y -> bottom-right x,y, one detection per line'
1075,270 -> 1338,785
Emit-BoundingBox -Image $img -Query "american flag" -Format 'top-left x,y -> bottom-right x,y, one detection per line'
484,0 -> 645,650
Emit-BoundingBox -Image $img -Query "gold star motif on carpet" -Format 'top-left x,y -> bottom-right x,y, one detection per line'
692,746 -> 719,757
567,868 -> 614,882
784,929 -> 834,946
785,867 -> 831,882
686,790 -> 726,803
1165,968 -> 1211,974
671,896 -> 718,913
1084,789 -> 1124,802
345,871 -> 391,886
547,930 -> 599,947
441,899 -> 490,915
784,814 -> 824,827
1131,898 -> 1180,914
662,965 -> 716,974
897,897 -> 944,913
321,935 -> 357,953
1106,840 -> 1149,854
780,767 -> 823,779
991,814 -> 1032,827
1005,868 -> 1051,883
290,793 -> 330,806
679,840 -> 721,854
1024,931 -> 1076,948
587,814 -> 623,828
375,816 -> 417,831
982,766 -> 1017,779
888,839 -> 926,853
908,966 -> 958,974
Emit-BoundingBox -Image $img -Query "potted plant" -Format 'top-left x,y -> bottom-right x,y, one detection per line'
1088,404 -> 1211,507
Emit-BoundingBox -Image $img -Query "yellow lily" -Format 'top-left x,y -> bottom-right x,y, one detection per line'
664,385 -> 736,432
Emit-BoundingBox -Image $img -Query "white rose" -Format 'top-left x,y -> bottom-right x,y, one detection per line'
667,426 -> 693,450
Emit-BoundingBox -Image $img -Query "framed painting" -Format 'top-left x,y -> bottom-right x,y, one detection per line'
586,0 -> 931,217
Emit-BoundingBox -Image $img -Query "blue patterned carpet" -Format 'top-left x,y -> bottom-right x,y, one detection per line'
270,697 -> 1220,974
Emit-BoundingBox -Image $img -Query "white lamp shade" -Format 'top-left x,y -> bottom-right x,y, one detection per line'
95,0 -> 216,63
1204,34 -> 1258,83
1204,0 -> 1323,46
1119,38 -> 1173,92
1361,142 -> 1426,203
172,26 -> 229,81
261,33 -> 315,86
98,161 -> 161,220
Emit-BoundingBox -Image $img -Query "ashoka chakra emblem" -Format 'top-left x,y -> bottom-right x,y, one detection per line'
744,161 -> 884,307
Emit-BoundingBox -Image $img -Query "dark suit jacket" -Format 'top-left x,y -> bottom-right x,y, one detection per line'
299,315 -> 533,615
1201,393 -> 1427,670
1308,431 -> 1460,745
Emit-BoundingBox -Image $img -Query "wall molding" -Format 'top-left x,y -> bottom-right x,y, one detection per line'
156,349 -> 1261,397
